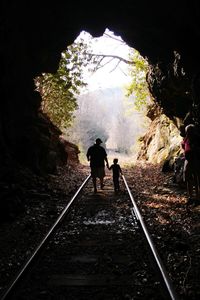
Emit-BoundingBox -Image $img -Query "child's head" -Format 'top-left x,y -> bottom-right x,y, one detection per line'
113,158 -> 118,164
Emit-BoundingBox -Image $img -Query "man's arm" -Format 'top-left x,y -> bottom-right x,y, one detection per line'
105,155 -> 109,168
119,165 -> 123,174
102,147 -> 109,168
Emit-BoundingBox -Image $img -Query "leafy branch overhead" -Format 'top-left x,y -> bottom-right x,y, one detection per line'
125,50 -> 152,111
35,38 -> 95,129
91,49 -> 152,111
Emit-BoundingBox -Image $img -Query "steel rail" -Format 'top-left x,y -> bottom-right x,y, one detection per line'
122,174 -> 179,300
1,174 -> 91,300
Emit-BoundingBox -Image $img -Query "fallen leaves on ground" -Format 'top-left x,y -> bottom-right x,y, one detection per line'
0,160 -> 200,299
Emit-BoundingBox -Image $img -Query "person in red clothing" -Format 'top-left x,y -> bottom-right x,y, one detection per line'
181,124 -> 200,204
86,138 -> 109,193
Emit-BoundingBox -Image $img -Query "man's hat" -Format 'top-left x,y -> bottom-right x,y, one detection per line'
96,138 -> 102,144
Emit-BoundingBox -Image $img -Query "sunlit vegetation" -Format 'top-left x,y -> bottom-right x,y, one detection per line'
125,49 -> 152,111
35,37 -> 96,129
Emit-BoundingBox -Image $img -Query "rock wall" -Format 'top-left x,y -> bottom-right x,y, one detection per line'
138,113 -> 183,166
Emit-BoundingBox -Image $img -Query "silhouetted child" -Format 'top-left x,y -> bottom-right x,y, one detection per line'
109,158 -> 122,193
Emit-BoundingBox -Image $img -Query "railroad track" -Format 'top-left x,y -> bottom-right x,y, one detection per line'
1,173 -> 179,300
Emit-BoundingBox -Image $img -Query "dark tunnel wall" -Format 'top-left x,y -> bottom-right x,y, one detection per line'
1,0 -> 200,173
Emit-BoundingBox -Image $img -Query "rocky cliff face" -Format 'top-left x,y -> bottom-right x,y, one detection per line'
1,1 -> 200,174
137,111 -> 182,167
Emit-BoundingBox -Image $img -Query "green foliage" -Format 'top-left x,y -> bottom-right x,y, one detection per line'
35,38 -> 95,130
126,50 -> 152,111
36,73 -> 78,129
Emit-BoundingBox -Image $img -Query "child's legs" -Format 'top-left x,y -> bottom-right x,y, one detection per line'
113,177 -> 119,190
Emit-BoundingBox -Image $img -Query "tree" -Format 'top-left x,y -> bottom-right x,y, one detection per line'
125,50 -> 152,111
35,37 -> 96,130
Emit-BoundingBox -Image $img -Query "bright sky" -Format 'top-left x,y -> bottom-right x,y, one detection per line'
75,29 -> 133,91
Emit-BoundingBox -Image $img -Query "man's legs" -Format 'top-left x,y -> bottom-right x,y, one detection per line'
92,176 -> 97,193
92,168 -> 105,191
91,167 -> 97,193
99,167 -> 105,189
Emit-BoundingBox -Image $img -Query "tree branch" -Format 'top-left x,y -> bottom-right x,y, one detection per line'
88,53 -> 134,65
103,33 -> 125,44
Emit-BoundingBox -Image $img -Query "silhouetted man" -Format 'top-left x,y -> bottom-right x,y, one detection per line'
86,138 -> 109,193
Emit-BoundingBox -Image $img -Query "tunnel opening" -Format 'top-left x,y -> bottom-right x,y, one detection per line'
35,28 -> 153,167
2,3 -> 200,298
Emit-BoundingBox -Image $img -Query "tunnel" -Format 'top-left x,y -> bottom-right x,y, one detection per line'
2,2 -> 200,298
2,1 -> 200,174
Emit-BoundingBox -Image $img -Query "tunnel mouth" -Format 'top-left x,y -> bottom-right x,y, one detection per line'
35,28 -> 151,166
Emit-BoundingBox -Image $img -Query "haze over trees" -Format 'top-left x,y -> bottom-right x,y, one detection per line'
64,86 -> 149,158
